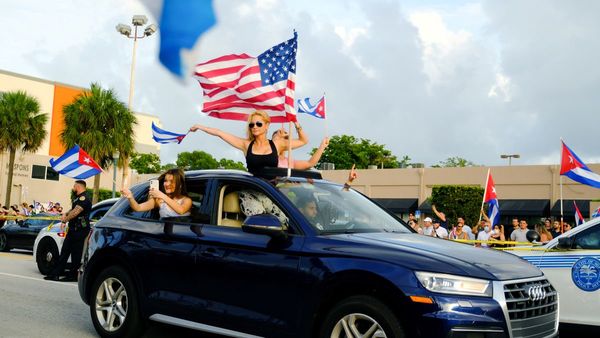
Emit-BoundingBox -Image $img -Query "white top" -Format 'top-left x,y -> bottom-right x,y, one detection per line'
477,231 -> 491,247
159,198 -> 190,218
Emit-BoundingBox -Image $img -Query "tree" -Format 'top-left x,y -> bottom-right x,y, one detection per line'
312,135 -> 402,169
218,158 -> 246,170
433,156 -> 477,168
430,185 -> 485,228
161,163 -> 177,171
61,83 -> 136,204
130,152 -> 161,174
0,91 -> 48,205
176,151 -> 219,170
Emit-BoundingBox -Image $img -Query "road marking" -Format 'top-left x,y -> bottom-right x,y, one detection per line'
0,272 -> 77,287
0,252 -> 33,261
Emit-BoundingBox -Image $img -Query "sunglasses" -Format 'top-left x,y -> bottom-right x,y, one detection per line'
248,121 -> 264,128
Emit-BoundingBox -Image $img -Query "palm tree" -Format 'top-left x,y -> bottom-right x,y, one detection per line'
61,83 -> 136,203
0,91 -> 48,206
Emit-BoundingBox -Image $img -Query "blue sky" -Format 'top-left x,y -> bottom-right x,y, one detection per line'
1,0 -> 599,167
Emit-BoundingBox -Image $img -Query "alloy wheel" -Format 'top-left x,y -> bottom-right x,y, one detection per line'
95,277 -> 128,332
331,313 -> 387,338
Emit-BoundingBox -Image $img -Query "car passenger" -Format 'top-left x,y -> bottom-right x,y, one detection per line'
121,168 -> 192,218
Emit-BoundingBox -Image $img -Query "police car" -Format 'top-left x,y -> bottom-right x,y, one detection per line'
32,198 -> 119,275
510,216 -> 600,326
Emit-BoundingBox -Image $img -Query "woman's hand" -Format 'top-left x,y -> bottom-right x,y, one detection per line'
189,124 -> 204,132
149,188 -> 166,200
120,188 -> 133,199
320,137 -> 329,149
348,164 -> 357,183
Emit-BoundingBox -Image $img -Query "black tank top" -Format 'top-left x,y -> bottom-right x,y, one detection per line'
246,139 -> 278,176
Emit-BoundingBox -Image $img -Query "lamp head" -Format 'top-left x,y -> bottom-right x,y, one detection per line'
132,15 -> 148,26
116,24 -> 131,36
144,24 -> 157,36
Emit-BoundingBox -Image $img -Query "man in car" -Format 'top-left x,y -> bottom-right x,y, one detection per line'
44,180 -> 92,282
297,196 -> 323,230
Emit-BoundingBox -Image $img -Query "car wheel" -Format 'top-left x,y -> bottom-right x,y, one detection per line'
89,266 -> 145,338
320,295 -> 405,338
36,238 -> 59,275
0,232 -> 9,252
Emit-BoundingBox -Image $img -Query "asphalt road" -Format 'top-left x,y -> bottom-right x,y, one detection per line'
2,250 -> 599,338
0,251 -> 217,338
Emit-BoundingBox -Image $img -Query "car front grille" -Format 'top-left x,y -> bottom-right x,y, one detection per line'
502,278 -> 558,338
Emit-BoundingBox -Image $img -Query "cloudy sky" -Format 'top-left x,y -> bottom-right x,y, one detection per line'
1,0 -> 599,167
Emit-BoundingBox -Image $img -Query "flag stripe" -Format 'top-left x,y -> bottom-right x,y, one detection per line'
194,33 -> 298,122
49,145 -> 102,179
50,152 -> 79,172
152,122 -> 186,144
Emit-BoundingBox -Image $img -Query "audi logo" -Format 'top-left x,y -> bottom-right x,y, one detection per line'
526,284 -> 547,302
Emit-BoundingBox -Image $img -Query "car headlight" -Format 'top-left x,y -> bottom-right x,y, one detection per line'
415,271 -> 492,297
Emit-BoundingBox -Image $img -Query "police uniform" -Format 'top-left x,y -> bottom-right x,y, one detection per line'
46,191 -> 92,280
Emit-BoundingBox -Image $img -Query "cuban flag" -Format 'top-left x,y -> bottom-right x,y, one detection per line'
49,145 -> 102,179
560,141 -> 600,189
574,201 -> 585,226
592,207 -> 600,219
152,122 -> 187,144
484,171 -> 500,227
141,0 -> 216,78
297,96 -> 326,119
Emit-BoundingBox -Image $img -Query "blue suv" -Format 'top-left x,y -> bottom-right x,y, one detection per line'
78,169 -> 558,338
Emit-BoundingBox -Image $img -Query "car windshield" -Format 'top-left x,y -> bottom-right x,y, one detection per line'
276,180 -> 411,234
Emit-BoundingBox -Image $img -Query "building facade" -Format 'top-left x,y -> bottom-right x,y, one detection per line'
0,69 -> 160,207
322,164 -> 600,223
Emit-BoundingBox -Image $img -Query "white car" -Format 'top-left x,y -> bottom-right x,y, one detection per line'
510,216 -> 600,326
33,198 -> 119,275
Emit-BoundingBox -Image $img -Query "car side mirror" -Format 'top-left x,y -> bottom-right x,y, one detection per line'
557,237 -> 574,250
242,214 -> 286,238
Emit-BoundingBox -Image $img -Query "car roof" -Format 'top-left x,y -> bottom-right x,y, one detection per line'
93,198 -> 120,208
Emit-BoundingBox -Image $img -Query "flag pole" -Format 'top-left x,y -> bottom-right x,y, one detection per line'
478,168 -> 490,225
287,121 -> 292,177
559,137 -> 564,233
323,93 -> 328,137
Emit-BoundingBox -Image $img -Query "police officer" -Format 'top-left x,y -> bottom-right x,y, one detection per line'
44,180 -> 92,282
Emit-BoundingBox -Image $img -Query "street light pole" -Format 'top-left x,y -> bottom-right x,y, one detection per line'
500,154 -> 520,166
116,15 -> 157,188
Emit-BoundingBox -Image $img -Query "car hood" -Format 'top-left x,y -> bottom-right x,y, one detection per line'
327,232 -> 542,281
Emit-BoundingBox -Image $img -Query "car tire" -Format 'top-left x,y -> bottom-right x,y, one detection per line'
89,265 -> 145,338
36,238 -> 59,275
0,232 -> 9,252
319,295 -> 405,338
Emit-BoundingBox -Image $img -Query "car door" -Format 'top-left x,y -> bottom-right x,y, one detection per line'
540,224 -> 600,325
123,179 -> 211,319
191,179 -> 305,337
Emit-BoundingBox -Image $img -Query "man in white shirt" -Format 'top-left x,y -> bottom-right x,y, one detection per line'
477,221 -> 493,247
422,217 -> 434,236
432,219 -> 449,239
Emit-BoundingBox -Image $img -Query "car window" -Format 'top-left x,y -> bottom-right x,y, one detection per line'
574,225 -> 600,249
276,180 -> 410,234
90,207 -> 109,221
215,182 -> 292,232
124,179 -> 209,223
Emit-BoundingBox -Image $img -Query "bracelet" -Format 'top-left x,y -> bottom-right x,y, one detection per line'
295,125 -> 302,131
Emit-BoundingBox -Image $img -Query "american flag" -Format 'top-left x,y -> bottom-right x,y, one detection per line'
194,32 -> 298,123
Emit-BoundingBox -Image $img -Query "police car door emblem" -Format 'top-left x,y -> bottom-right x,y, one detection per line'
525,284 -> 547,301
571,257 -> 600,292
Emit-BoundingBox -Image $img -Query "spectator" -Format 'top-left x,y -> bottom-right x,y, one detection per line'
408,213 -> 415,223
457,217 -> 474,240
563,222 -> 572,233
551,220 -> 562,238
449,223 -> 469,240
509,218 -> 519,238
422,217 -> 434,236
535,223 -> 553,243
510,219 -> 530,246
431,219 -> 449,239
477,221 -> 493,247
544,218 -> 552,232
408,219 -> 423,234
431,205 -> 448,229
490,224 -> 506,243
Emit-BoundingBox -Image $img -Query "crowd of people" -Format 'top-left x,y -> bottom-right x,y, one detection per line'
0,201 -> 63,218
407,205 -> 575,247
